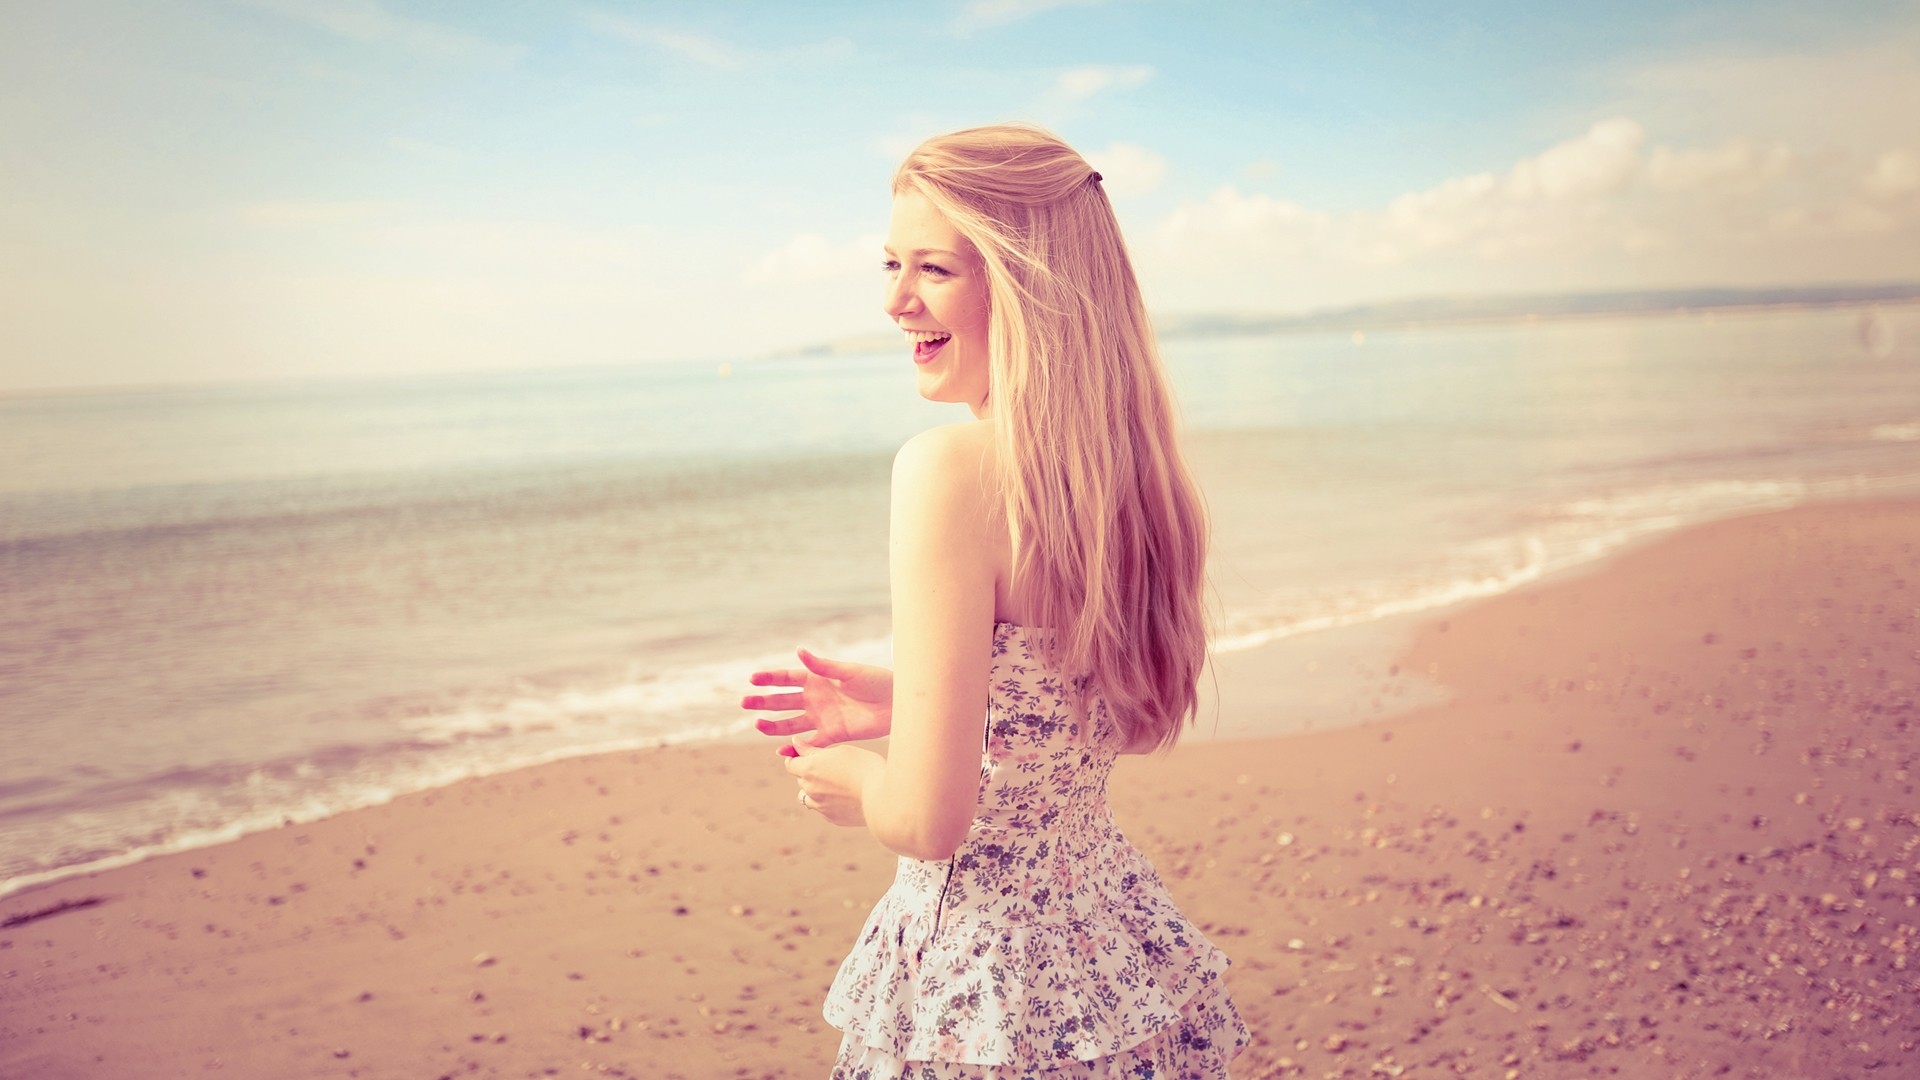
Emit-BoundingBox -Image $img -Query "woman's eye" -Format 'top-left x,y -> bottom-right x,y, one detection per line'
919,263 -> 951,278
881,259 -> 901,273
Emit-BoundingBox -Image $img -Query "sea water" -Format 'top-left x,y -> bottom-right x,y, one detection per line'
3,303 -> 1916,895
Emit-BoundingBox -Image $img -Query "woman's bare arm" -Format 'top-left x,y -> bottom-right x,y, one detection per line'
858,422 -> 997,859
783,422 -> 996,859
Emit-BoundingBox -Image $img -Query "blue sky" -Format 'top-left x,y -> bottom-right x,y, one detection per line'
2,0 -> 1916,391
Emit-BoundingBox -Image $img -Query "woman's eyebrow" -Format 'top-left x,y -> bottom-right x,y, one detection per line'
882,246 -> 963,259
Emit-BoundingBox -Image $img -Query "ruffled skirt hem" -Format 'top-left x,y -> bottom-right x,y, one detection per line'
827,973 -> 1248,1080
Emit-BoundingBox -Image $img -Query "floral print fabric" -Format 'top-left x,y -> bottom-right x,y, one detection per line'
823,623 -> 1248,1076
830,973 -> 1244,1080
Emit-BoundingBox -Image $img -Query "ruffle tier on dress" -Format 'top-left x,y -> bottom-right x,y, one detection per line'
830,974 -> 1244,1080
823,623 -> 1248,1076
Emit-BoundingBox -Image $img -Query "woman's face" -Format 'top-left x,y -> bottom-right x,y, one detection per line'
883,191 -> 991,417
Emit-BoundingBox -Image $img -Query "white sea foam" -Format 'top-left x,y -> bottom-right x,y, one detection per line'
0,722 -> 766,901
1211,536 -> 1550,654
1212,477 -> 1821,656
396,636 -> 895,744
0,635 -> 899,902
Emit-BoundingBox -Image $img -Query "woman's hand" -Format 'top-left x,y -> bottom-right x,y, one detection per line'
786,740 -> 883,827
743,648 -> 893,752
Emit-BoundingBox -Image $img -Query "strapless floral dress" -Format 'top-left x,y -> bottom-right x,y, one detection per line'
824,623 -> 1248,1079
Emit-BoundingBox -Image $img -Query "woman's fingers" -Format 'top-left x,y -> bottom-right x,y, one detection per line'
752,650 -> 856,758
741,691 -> 806,712
796,648 -> 856,681
754,715 -> 816,737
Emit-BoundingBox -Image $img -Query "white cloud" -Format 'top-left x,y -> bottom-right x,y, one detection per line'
239,0 -> 519,64
1052,63 -> 1154,104
1863,149 -> 1920,200
953,0 -> 1107,33
1085,141 -> 1167,198
1356,120 -> 1663,262
1031,64 -> 1155,120
747,232 -> 884,285
581,13 -> 851,71
1505,118 -> 1644,201
1155,186 -> 1331,261
581,12 -> 743,69
1643,138 -> 1792,193
1137,117 -> 1920,314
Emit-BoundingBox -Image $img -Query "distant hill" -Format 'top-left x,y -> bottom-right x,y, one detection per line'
781,282 -> 1920,357
1154,282 -> 1920,340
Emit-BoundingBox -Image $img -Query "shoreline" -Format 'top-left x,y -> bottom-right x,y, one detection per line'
4,497 -> 1918,1077
9,489 -> 1898,906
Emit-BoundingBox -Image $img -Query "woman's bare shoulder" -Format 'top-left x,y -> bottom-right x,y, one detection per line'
892,420 -> 997,495
891,421 -> 1001,554
893,420 -> 1021,619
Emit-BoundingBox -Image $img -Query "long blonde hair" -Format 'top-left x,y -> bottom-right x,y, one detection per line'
893,123 -> 1209,752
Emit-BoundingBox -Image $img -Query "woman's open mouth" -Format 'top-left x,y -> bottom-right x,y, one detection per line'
906,329 -> 952,364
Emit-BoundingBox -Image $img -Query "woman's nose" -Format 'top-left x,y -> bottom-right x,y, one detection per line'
883,273 -> 918,319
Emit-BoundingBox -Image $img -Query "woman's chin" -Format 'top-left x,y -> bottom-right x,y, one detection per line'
914,370 -> 954,403
914,366 -> 988,413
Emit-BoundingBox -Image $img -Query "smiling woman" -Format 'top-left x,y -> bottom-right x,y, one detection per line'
883,196 -> 992,413
743,124 -> 1246,1079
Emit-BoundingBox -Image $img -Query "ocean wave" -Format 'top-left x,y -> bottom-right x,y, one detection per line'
392,637 -> 894,744
1210,536 -> 1550,654
7,476 -> 1913,902
0,635 -> 896,901
1212,477 -> 1818,656
0,722 -> 764,901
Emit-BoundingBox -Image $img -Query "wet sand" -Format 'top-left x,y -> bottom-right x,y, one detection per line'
3,499 -> 1916,1078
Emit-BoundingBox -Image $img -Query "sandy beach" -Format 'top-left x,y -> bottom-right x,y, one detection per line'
3,497 -> 1917,1079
